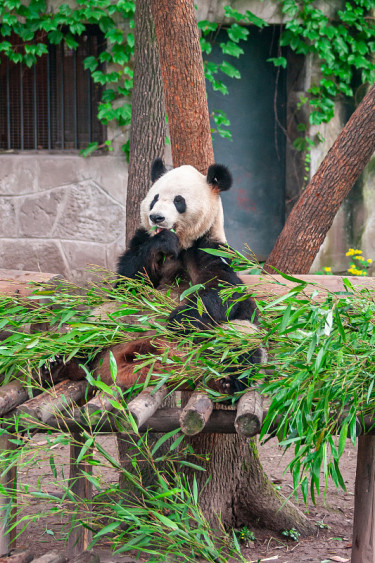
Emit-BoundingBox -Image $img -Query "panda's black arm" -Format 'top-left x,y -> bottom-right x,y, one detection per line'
116,227 -> 179,287
168,237 -> 257,330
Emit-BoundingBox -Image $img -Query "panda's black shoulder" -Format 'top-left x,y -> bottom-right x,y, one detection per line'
189,235 -> 235,273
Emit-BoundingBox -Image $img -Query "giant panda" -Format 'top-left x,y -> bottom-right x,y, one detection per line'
46,159 -> 264,393
98,158 -> 264,393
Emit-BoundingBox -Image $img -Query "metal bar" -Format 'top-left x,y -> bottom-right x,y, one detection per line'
87,53 -> 91,144
73,48 -> 78,149
19,62 -> 24,150
6,58 -> 11,150
60,44 -> 64,150
47,50 -> 51,150
33,64 -> 37,150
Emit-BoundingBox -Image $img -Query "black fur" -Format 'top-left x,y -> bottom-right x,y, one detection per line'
149,193 -> 159,210
206,164 -> 232,192
117,227 -> 180,287
173,195 -> 186,213
151,158 -> 167,183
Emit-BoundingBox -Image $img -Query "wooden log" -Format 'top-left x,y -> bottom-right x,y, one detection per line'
0,383 -> 28,417
66,434 -> 92,559
32,550 -> 66,563
0,551 -> 34,563
240,273 -> 375,301
0,269 -> 62,299
179,392 -> 213,435
80,387 -> 118,426
70,551 -> 100,563
14,380 -> 89,425
351,434 -> 375,563
235,391 -> 263,437
0,434 -> 17,556
127,386 -> 168,428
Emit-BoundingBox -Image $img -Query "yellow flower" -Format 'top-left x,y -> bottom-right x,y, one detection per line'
324,267 -> 331,272
346,249 -> 355,256
354,249 -> 363,255
368,259 -> 373,264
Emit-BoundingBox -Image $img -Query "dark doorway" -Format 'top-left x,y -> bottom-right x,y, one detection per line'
207,26 -> 287,259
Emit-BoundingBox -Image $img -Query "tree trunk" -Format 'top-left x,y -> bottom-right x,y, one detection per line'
125,0 -> 166,243
265,83 -> 375,274
187,430 -> 313,536
151,0 -> 314,535
151,0 -> 214,173
119,0 -> 167,478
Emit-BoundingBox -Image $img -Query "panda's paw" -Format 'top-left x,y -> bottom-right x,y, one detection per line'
40,354 -> 65,379
152,229 -> 180,259
168,305 -> 212,334
219,374 -> 248,394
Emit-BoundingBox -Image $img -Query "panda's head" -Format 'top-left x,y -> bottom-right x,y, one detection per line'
140,159 -> 232,249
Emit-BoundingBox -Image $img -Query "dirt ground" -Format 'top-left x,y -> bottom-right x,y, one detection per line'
14,434 -> 356,563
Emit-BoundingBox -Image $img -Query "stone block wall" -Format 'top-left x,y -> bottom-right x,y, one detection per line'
0,153 -> 128,283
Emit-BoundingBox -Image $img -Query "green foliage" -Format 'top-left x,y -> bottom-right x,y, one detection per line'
2,1 -> 373,152
259,277 -> 375,503
1,260 -> 374,509
0,0 -> 135,155
275,0 -> 375,125
281,528 -> 301,541
0,402 -> 244,561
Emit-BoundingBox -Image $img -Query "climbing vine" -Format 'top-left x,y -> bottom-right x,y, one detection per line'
0,0 -> 375,155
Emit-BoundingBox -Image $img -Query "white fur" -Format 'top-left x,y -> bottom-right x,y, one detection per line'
140,165 -> 226,249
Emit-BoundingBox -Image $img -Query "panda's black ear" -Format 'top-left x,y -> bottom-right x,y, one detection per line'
151,158 -> 167,183
207,164 -> 232,192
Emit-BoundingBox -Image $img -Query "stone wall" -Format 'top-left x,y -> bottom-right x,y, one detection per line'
0,153 -> 127,282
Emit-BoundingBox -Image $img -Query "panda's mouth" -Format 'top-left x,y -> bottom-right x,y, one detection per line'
152,226 -> 176,235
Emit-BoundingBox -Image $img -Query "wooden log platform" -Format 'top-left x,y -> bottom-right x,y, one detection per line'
1,269 -> 375,563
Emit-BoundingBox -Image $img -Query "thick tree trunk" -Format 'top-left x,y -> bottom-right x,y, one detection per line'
265,83 -> 375,274
150,0 -> 314,534
187,431 -> 314,536
151,0 -> 214,173
119,0 -> 167,478
125,0 -> 166,243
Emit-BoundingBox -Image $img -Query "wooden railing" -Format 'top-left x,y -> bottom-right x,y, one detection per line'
0,269 -> 374,563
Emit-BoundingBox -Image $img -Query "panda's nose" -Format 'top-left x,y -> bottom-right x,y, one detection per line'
150,214 -> 165,224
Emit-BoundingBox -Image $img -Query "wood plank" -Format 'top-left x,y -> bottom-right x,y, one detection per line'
66,434 -> 92,559
127,386 -> 168,428
0,434 -> 17,556
13,380 -> 89,425
0,270 -> 62,298
0,383 -> 28,417
351,434 -> 375,563
241,273 -> 375,300
235,390 -> 263,437
179,392 -> 213,435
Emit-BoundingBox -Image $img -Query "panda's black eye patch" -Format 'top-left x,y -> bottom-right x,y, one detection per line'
174,195 -> 186,213
150,194 -> 159,210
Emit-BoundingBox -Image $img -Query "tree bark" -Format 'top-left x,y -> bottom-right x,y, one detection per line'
119,0 -> 168,482
151,0 -> 314,535
151,0 -> 214,173
265,83 -> 375,274
125,0 -> 166,243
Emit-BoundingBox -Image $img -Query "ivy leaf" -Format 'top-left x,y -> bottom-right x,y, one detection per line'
80,142 -> 99,158
227,23 -> 249,43
83,55 -> 98,72
219,41 -> 243,58
219,61 -> 241,79
48,29 -> 63,44
267,56 -> 287,68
